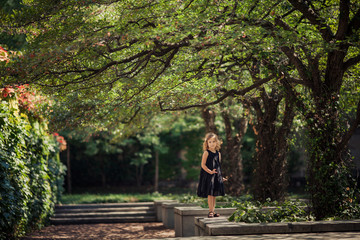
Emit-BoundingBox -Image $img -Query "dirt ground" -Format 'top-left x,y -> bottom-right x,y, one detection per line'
21,222 -> 175,240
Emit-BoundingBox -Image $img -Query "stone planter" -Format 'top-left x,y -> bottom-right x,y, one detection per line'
195,217 -> 360,236
153,200 -> 178,222
161,202 -> 198,229
174,206 -> 236,237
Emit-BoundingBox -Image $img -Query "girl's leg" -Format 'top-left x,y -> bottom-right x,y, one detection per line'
209,196 -> 215,212
208,195 -> 213,212
208,195 -> 214,218
213,196 -> 216,211
212,196 -> 220,217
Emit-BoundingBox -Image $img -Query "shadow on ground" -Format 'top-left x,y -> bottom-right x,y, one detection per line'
21,222 -> 174,240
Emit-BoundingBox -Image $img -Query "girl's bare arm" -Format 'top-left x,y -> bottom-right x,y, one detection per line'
201,151 -> 217,174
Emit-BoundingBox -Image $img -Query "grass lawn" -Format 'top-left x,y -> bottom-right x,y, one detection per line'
59,192 -> 178,204
58,185 -> 308,205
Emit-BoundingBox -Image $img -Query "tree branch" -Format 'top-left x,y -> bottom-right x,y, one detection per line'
280,77 -> 313,120
344,54 -> 360,71
260,0 -> 282,21
183,0 -> 196,11
159,75 -> 274,111
288,0 -> 334,42
335,0 -> 350,40
248,0 -> 261,16
280,45 -> 312,87
276,91 -> 295,140
121,107 -> 142,124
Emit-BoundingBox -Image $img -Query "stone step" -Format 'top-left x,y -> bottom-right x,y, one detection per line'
50,215 -> 157,225
55,206 -> 154,213
51,202 -> 157,225
195,217 -> 360,236
55,202 -> 154,210
53,210 -> 155,218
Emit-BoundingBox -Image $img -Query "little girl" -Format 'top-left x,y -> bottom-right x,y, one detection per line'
197,132 -> 226,218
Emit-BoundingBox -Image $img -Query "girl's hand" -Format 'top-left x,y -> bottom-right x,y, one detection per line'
223,177 -> 228,182
210,169 -> 217,174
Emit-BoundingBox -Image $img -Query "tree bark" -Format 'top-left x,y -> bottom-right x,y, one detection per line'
154,151 -> 159,192
282,78 -> 357,219
221,109 -> 247,196
98,156 -> 107,187
201,107 -> 218,134
306,92 -> 354,219
66,145 -> 72,194
249,89 -> 295,202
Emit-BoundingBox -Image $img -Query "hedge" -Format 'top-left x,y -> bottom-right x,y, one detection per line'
0,100 -> 66,240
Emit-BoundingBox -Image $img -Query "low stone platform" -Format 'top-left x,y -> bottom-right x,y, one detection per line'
161,202 -> 198,228
154,199 -> 178,221
145,231 -> 360,240
195,216 -> 360,236
174,206 -> 236,237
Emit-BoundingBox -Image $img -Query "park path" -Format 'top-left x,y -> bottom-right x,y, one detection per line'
20,202 -> 360,240
21,222 -> 175,239
21,202 -> 174,239
150,232 -> 360,240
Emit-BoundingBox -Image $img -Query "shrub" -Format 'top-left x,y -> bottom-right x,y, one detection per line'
0,94 -> 66,239
229,199 -> 313,223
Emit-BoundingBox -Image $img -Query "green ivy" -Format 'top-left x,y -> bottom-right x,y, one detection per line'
303,95 -> 359,220
228,199 -> 313,223
229,197 -> 360,223
0,100 -> 66,240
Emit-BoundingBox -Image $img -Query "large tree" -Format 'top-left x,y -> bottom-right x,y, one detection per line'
255,0 -> 360,219
1,0 -> 360,219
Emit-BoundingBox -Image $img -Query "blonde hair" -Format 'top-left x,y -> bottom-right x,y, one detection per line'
202,132 -> 222,151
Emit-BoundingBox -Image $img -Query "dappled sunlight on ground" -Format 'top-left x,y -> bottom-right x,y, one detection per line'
21,222 -> 174,240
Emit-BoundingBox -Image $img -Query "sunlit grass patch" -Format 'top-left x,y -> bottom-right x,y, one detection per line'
59,192 -> 176,204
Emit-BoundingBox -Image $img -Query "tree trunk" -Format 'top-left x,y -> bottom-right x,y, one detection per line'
250,90 -> 295,202
201,107 -> 218,134
99,156 -> 106,187
221,110 -> 247,196
66,145 -> 72,194
282,78 -> 359,219
306,93 -> 355,219
154,151 -> 159,192
136,164 -> 144,187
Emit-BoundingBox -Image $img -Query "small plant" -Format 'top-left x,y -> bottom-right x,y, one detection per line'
229,199 -> 313,223
178,194 -> 205,205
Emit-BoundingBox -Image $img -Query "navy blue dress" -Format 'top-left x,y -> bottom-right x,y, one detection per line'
197,150 -> 225,198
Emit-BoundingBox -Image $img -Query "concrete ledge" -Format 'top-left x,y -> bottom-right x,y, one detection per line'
175,206 -> 236,237
195,217 -> 360,236
154,200 -> 178,221
161,202 -> 198,229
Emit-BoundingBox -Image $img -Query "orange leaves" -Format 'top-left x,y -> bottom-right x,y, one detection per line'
53,133 -> 67,151
17,85 -> 36,112
1,84 -> 48,116
2,86 -> 15,98
0,46 -> 9,63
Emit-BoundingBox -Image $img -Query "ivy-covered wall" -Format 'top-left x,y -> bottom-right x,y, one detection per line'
0,97 -> 66,239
